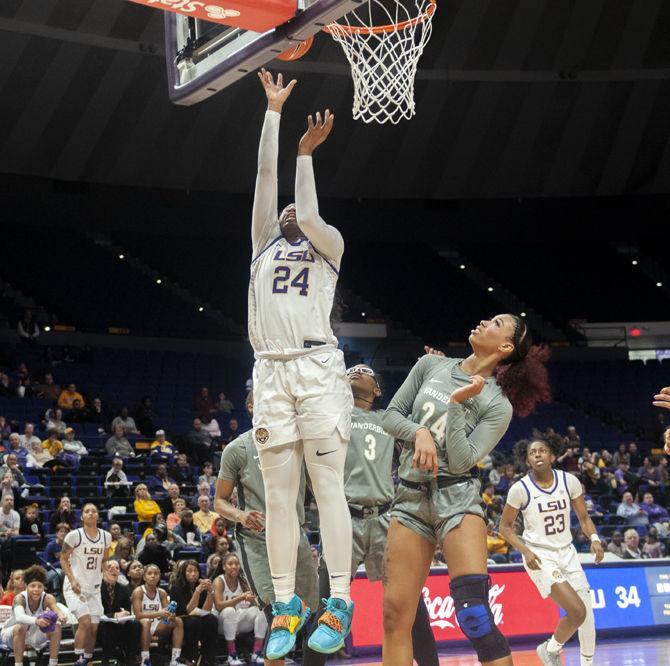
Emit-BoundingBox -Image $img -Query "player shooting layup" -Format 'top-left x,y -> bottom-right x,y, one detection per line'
249,69 -> 354,659
500,439 -> 603,666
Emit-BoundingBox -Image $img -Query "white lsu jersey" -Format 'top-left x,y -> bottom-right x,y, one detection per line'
140,585 -> 162,614
248,236 -> 339,354
506,469 -> 582,550
62,527 -> 110,594
220,575 -> 252,609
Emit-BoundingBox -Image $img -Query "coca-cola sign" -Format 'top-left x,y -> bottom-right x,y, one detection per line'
350,570 -> 558,648
422,582 -> 506,630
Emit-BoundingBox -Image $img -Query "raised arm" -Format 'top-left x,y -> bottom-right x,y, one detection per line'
444,377 -> 512,475
252,69 -> 297,256
295,110 -> 343,263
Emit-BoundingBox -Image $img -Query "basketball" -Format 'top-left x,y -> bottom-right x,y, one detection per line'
276,35 -> 314,62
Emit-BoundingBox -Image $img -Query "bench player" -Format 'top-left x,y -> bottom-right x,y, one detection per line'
60,503 -> 110,666
248,69 -> 353,658
499,438 -> 604,665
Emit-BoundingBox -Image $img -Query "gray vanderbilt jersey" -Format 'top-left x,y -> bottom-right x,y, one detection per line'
345,407 -> 395,506
383,355 -> 513,483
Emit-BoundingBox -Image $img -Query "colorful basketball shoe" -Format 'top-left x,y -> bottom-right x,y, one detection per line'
265,594 -> 311,660
307,597 -> 355,654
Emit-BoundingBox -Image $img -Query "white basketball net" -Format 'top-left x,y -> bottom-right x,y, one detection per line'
327,0 -> 436,124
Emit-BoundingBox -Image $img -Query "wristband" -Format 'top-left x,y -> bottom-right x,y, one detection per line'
590,534 -> 601,543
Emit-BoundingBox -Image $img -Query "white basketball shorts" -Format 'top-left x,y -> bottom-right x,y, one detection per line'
0,623 -> 49,651
252,347 -> 353,449
63,588 -> 104,623
523,543 -> 589,599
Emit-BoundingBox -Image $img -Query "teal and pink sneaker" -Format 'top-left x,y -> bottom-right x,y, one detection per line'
307,597 -> 355,654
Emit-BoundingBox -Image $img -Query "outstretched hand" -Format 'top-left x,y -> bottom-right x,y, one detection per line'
298,110 -> 334,156
258,68 -> 297,113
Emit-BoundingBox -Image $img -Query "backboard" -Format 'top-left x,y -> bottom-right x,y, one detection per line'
165,0 -> 361,105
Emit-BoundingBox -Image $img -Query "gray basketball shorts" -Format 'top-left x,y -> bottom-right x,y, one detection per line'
389,478 -> 485,545
351,513 -> 391,582
236,529 -> 319,612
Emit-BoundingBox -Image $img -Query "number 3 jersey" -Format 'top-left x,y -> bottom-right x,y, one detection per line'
62,527 -> 111,595
344,408 -> 395,507
507,469 -> 582,550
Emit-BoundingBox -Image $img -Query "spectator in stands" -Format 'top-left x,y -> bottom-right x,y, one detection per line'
137,532 -> 173,575
186,418 -> 213,465
107,523 -> 122,558
495,463 -> 516,493
642,527 -> 666,559
564,425 -> 580,448
4,437 -> 28,468
98,560 -> 143,663
19,503 -> 45,544
34,372 -> 60,401
135,395 -> 158,438
481,483 -> 496,506
216,392 -> 235,414
18,423 -> 40,451
111,407 -> 140,435
0,373 -> 13,397
191,481 -> 213,509
613,443 -> 630,467
110,537 -> 135,579
57,383 -> 85,411
68,399 -> 87,423
622,528 -> 644,559
150,429 -> 174,458
193,495 -> 219,535
223,417 -> 240,444
628,442 -> 643,469
201,414 -> 221,440
125,560 -> 144,591
193,387 -> 216,419
63,427 -> 88,460
146,463 -> 175,496
45,410 -> 66,436
44,522 -> 69,592
41,428 -> 63,457
0,569 -> 24,605
86,397 -> 111,433
607,530 -> 625,557
639,491 -> 669,523
49,496 -> 78,531
486,521 -> 508,564
133,484 -> 162,523
104,458 -> 131,497
161,484 -> 183,518
173,452 -> 196,486
203,517 -> 228,556
581,484 -> 603,517
198,461 -> 216,490
172,509 -> 202,546
18,310 -> 39,344
0,417 -> 12,443
0,495 -> 20,538
638,456 -> 661,490
557,446 -> 580,473
105,425 -> 135,458
616,491 -> 649,527
26,439 -> 53,469
612,461 -> 638,497
656,456 -> 669,491
167,498 -> 187,531
168,559 -> 218,666
0,452 -> 26,487
573,529 -> 591,553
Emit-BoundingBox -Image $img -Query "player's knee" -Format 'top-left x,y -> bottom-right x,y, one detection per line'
569,597 -> 587,625
382,593 -> 414,632
14,624 -> 27,635
450,574 -> 510,662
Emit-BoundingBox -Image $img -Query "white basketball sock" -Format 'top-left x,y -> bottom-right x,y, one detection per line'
547,636 -> 564,653
304,433 -> 352,603
258,441 -> 303,604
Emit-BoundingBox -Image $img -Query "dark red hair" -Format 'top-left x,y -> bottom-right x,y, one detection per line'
495,342 -> 552,418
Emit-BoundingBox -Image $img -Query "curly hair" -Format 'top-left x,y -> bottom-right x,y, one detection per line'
495,325 -> 552,417
514,435 -> 564,463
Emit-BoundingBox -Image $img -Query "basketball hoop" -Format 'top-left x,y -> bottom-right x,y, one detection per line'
324,0 -> 436,124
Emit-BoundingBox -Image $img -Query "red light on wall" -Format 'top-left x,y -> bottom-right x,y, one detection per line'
630,328 -> 641,337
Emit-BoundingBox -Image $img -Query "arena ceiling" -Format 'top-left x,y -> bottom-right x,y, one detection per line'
2,0 -> 670,200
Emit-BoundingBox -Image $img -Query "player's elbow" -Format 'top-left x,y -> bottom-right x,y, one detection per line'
449,457 -> 475,476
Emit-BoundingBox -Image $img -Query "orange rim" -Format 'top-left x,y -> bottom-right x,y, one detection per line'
323,0 -> 436,36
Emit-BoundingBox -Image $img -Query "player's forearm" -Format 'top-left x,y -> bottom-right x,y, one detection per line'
295,156 -> 343,261
252,111 -> 281,249
214,496 -> 242,524
579,515 -> 599,540
499,524 -> 528,554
